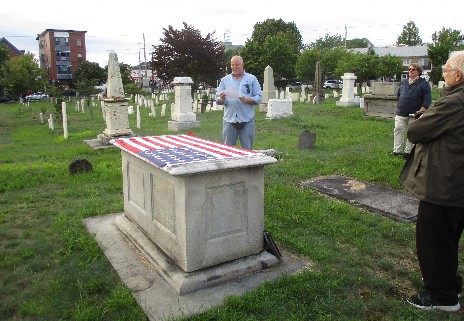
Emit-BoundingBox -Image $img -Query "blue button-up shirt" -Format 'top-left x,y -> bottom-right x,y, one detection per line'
216,72 -> 262,123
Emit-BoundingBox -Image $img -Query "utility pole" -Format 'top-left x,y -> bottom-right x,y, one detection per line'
344,24 -> 347,48
143,33 -> 148,78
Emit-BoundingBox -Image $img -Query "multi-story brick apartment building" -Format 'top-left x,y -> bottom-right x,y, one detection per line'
36,29 -> 87,86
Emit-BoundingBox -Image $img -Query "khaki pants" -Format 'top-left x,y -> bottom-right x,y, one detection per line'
394,115 -> 414,154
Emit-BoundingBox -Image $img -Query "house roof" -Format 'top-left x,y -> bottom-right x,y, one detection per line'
351,45 -> 428,57
0,37 -> 24,56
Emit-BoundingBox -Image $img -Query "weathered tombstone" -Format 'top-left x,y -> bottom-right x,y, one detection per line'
48,114 -> 54,130
62,102 -> 68,139
298,130 -> 316,150
363,82 -> 400,117
168,77 -> 200,131
336,73 -> 358,106
39,112 -> 44,124
266,99 -> 293,119
136,105 -> 141,129
68,158 -> 93,175
97,51 -> 134,145
260,65 -> 277,112
110,134 -> 279,295
161,103 -> 166,116
313,61 -> 323,104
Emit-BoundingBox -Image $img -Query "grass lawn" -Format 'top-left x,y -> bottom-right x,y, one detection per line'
1,92 -> 463,320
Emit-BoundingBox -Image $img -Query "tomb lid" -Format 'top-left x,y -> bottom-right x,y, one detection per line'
172,77 -> 194,85
110,134 -> 277,175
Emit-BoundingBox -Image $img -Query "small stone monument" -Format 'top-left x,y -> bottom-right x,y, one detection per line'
168,77 -> 200,131
298,130 -> 316,150
259,65 -> 277,112
336,73 -> 358,106
97,51 -> 134,145
313,61 -> 323,104
266,99 -> 293,119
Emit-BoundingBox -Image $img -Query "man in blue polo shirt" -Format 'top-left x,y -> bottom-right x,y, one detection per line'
216,55 -> 262,150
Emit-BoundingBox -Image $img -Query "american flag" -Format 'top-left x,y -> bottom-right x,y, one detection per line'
110,133 -> 263,169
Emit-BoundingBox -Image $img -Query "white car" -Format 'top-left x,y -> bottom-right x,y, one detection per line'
323,80 -> 343,89
25,92 -> 49,101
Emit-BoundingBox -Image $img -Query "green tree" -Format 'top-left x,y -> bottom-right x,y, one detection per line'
321,47 -> 348,79
346,38 -> 370,49
0,45 -> 9,99
75,61 -> 106,85
397,21 -> 423,46
427,27 -> 464,84
151,22 -> 226,89
376,54 -> 403,81
304,34 -> 346,80
295,49 -> 321,83
240,18 -> 302,85
250,18 -> 302,52
309,34 -> 344,51
3,53 -> 46,100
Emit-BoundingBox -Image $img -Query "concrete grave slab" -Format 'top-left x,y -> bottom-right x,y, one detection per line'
301,175 -> 418,222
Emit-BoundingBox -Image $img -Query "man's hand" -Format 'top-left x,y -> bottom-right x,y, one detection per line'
239,96 -> 254,104
218,92 -> 226,105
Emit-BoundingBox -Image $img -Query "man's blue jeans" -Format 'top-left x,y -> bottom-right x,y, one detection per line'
223,119 -> 255,150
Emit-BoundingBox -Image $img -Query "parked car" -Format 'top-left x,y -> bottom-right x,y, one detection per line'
290,82 -> 314,90
323,80 -> 343,89
289,82 -> 303,90
25,92 -> 49,101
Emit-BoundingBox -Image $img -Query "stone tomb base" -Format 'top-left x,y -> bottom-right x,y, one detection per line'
84,213 -> 307,320
115,213 -> 280,295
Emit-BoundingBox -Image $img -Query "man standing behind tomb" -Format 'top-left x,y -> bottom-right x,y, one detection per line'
393,63 -> 431,159
400,50 -> 464,311
216,55 -> 262,150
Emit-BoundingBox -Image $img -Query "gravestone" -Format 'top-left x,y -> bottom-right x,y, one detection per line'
336,73 -> 357,106
363,82 -> 400,118
110,134 -> 279,294
266,99 -> 293,119
313,61 -> 323,104
168,77 -> 200,131
97,51 -> 134,145
259,65 -> 277,112
68,158 -> 92,175
298,130 -> 316,150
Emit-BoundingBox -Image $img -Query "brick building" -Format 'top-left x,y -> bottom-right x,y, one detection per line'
0,37 -> 24,58
36,29 -> 87,85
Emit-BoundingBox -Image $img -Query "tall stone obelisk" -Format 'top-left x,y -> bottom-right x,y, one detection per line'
98,51 -> 134,144
259,65 -> 276,112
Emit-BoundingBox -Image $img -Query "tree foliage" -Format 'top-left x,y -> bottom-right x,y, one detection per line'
75,61 -> 106,85
335,52 -> 402,83
240,18 -> 302,85
151,22 -> 226,88
397,21 -> 422,46
427,27 -> 464,84
309,34 -> 344,51
0,45 -> 9,99
296,35 -> 348,83
346,38 -> 370,49
3,53 -> 46,100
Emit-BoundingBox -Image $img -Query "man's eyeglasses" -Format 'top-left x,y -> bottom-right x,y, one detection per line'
408,68 -> 416,71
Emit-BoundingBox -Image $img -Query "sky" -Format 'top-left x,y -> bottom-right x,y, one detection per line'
1,0 -> 463,67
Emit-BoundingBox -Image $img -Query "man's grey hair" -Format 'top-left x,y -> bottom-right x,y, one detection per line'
447,50 -> 464,74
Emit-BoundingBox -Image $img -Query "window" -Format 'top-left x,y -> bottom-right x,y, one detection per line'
77,39 -> 82,47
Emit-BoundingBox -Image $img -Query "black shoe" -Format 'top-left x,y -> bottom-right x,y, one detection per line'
407,292 -> 460,312
391,152 -> 403,157
403,153 -> 410,159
